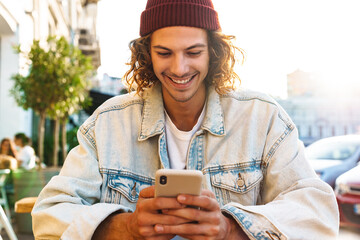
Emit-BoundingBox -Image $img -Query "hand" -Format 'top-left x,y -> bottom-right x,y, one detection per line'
153,190 -> 249,239
93,186 -> 191,240
127,185 -> 192,239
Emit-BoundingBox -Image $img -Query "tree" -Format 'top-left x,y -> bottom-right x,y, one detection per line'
46,37 -> 93,166
10,36 -> 93,167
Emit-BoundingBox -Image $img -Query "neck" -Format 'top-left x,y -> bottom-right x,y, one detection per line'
166,101 -> 205,131
163,90 -> 206,131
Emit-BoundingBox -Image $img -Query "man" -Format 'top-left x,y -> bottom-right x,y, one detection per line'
32,0 -> 339,239
14,133 -> 36,170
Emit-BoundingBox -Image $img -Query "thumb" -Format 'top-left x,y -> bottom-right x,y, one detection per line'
139,185 -> 155,198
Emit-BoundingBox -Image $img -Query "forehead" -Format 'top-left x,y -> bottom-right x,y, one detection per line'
150,26 -> 208,48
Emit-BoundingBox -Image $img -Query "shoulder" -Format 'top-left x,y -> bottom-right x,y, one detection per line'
95,91 -> 144,115
220,88 -> 293,127
79,92 -> 144,134
86,92 -> 143,121
221,88 -> 279,106
18,146 -> 35,159
23,146 -> 35,154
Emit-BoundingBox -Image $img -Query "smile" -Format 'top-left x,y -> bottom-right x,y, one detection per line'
166,73 -> 197,85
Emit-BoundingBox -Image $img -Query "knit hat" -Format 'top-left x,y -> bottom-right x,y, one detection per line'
140,0 -> 221,37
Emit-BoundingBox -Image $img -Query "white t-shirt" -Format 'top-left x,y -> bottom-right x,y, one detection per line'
18,145 -> 36,170
165,106 -> 206,169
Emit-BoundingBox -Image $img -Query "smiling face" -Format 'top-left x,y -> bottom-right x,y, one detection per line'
150,27 -> 209,108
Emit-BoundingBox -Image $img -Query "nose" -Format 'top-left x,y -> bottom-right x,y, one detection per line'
170,54 -> 189,77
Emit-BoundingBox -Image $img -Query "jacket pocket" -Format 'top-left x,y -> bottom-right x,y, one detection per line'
106,170 -> 155,209
205,162 -> 263,206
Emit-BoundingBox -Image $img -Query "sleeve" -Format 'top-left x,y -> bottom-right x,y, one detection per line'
31,125 -> 132,240
221,107 -> 339,240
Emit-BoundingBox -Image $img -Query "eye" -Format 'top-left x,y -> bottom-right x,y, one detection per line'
187,51 -> 202,56
156,52 -> 171,57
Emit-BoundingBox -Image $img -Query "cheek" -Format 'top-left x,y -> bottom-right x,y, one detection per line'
151,61 -> 162,78
199,53 -> 209,71
152,58 -> 169,79
150,56 -> 161,72
199,58 -> 210,76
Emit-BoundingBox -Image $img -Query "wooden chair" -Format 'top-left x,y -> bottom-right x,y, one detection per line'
14,197 -> 37,214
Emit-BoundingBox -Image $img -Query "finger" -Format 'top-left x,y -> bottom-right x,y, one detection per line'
161,207 -> 199,220
138,225 -> 155,237
138,225 -> 175,239
177,194 -> 219,211
139,197 -> 185,214
137,211 -> 194,226
139,185 -> 155,198
177,235 -> 208,240
162,207 -> 222,225
154,222 -> 220,236
200,189 -> 216,198
145,234 -> 176,240
152,197 -> 186,210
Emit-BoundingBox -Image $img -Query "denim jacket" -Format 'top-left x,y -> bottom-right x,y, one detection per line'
32,83 -> 339,240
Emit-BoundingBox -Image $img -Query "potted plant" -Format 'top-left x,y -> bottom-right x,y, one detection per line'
11,36 -> 93,166
9,36 -> 94,233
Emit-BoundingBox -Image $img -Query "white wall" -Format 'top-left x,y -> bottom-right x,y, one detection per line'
0,0 -> 74,141
0,32 -> 33,140
0,1 -> 30,140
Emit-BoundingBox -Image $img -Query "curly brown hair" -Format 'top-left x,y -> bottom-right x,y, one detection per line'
123,30 -> 244,95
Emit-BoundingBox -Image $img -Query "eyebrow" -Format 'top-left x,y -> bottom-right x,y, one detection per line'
152,43 -> 207,51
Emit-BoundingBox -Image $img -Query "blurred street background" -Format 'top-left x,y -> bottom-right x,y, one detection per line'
0,0 -> 360,239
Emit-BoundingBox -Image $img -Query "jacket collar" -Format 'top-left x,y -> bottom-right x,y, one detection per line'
202,86 -> 225,136
138,83 -> 225,141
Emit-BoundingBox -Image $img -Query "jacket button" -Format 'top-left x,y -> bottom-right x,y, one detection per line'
237,173 -> 245,187
237,178 -> 245,187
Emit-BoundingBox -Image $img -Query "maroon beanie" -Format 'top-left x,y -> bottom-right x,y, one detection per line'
140,0 -> 221,37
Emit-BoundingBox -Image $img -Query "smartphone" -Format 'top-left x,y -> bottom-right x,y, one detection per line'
155,169 -> 203,198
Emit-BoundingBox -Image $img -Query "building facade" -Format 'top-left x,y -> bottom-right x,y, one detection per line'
278,97 -> 360,146
278,69 -> 360,146
0,0 -> 99,141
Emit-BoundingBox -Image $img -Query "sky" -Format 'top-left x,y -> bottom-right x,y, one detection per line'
97,0 -> 360,98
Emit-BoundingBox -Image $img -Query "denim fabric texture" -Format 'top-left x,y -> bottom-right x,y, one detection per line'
32,83 -> 339,240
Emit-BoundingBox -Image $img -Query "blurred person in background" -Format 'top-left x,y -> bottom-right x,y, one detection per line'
0,138 -> 17,158
14,133 -> 36,170
32,0 -> 339,239
0,138 -> 18,169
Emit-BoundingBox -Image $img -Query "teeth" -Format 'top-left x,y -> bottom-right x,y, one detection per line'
169,75 -> 194,84
172,77 -> 191,84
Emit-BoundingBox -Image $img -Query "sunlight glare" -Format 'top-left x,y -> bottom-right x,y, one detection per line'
97,0 -> 360,98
